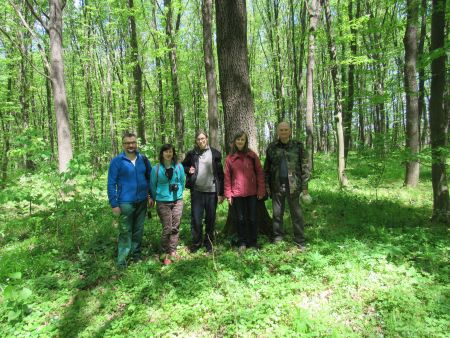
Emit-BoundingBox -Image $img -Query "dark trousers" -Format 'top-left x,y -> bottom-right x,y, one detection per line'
190,190 -> 217,251
157,200 -> 184,254
117,200 -> 147,266
272,186 -> 305,245
233,195 -> 257,247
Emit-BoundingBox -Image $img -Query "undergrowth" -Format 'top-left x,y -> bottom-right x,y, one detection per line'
0,151 -> 448,337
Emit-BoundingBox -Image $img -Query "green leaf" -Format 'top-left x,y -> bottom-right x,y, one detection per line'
9,272 -> 22,280
19,288 -> 32,300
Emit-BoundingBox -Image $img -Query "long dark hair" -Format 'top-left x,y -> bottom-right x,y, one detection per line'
230,130 -> 249,154
158,143 -> 177,164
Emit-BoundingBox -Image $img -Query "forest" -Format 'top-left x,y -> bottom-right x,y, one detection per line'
0,0 -> 448,336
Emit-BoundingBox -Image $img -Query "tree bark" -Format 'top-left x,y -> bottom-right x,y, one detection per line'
165,0 -> 185,156
418,0 -> 427,149
429,0 -> 448,222
216,0 -> 272,236
128,0 -> 146,145
403,0 -> 420,187
322,0 -> 348,187
49,0 -> 73,173
306,0 -> 320,173
202,0 -> 220,151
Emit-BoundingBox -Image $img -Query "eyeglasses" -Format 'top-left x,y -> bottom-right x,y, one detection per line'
123,141 -> 137,145
196,137 -> 206,141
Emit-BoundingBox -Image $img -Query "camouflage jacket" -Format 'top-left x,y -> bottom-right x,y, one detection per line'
263,139 -> 310,195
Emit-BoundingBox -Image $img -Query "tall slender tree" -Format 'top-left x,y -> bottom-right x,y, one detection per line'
429,0 -> 448,221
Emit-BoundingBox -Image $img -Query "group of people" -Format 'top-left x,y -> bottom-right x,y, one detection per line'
107,122 -> 311,268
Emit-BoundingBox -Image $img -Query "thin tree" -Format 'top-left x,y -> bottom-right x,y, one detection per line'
403,0 -> 420,186
429,0 -> 448,221
201,0 -> 220,150
305,0 -> 321,173
321,0 -> 348,187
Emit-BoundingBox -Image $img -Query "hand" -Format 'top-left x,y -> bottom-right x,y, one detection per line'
218,196 -> 225,204
266,188 -> 271,197
227,197 -> 233,205
189,166 -> 195,174
112,207 -> 121,216
148,198 -> 155,208
300,190 -> 312,204
257,195 -> 264,200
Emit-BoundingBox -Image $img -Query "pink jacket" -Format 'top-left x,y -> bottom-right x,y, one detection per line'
224,150 -> 265,198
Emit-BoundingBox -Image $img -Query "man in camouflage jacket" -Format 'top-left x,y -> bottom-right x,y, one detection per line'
264,121 -> 311,248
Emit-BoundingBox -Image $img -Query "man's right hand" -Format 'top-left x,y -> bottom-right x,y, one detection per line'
112,207 -> 121,216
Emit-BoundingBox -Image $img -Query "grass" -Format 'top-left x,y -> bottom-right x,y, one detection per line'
0,151 -> 448,337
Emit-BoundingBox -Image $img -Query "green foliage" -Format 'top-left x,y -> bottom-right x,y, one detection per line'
0,152 -> 447,336
1,272 -> 33,322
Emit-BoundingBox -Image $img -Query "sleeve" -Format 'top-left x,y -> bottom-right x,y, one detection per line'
263,146 -> 272,192
216,152 -> 225,196
224,157 -> 232,198
253,153 -> 266,197
149,165 -> 158,200
299,142 -> 310,190
182,151 -> 192,174
107,158 -> 120,208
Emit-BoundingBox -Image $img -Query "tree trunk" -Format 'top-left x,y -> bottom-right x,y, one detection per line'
216,0 -> 272,236
305,0 -> 320,173
322,0 -> 348,187
165,0 -> 184,157
202,0 -> 220,151
128,0 -> 146,145
289,0 -> 307,139
429,0 -> 448,222
49,0 -> 73,173
418,0 -> 427,149
403,0 -> 420,187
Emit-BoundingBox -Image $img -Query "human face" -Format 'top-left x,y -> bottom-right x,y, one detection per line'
235,135 -> 247,151
277,123 -> 291,144
196,133 -> 208,150
162,148 -> 174,163
122,136 -> 137,155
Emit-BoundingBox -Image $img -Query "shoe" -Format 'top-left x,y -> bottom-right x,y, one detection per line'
295,243 -> 307,252
162,256 -> 172,265
273,236 -> 284,244
239,244 -> 246,252
188,246 -> 200,254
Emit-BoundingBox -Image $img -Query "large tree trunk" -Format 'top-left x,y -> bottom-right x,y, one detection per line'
403,0 -> 420,187
216,0 -> 272,237
202,0 -> 220,151
128,0 -> 146,145
165,0 -> 184,157
49,0 -> 73,173
305,0 -> 320,173
429,0 -> 448,222
322,0 -> 348,187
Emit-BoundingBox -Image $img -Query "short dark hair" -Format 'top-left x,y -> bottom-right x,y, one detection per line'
230,130 -> 249,154
158,143 -> 177,164
122,131 -> 136,141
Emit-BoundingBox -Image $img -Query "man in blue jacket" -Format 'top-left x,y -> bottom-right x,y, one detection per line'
107,132 -> 152,268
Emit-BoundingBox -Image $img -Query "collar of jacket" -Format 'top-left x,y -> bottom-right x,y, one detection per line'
229,150 -> 255,162
119,151 -> 141,161
276,139 -> 291,148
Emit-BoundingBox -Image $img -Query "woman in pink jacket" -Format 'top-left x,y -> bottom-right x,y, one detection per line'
224,131 -> 265,250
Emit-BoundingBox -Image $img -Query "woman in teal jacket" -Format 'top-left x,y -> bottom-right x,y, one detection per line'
149,144 -> 185,265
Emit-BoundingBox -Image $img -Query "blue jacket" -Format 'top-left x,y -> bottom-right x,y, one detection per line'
107,151 -> 151,208
150,163 -> 185,202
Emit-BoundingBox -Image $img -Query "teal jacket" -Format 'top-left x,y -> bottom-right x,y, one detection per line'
150,163 -> 185,202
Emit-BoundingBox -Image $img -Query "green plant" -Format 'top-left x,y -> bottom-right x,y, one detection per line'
1,272 -> 33,322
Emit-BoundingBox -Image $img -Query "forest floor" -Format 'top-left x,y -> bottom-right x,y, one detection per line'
0,152 -> 448,337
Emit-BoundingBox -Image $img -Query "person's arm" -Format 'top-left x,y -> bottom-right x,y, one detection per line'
254,153 -> 266,199
224,157 -> 232,204
149,165 -> 158,204
216,151 -> 225,199
107,158 -> 122,215
299,142 -> 310,194
263,147 -> 272,196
